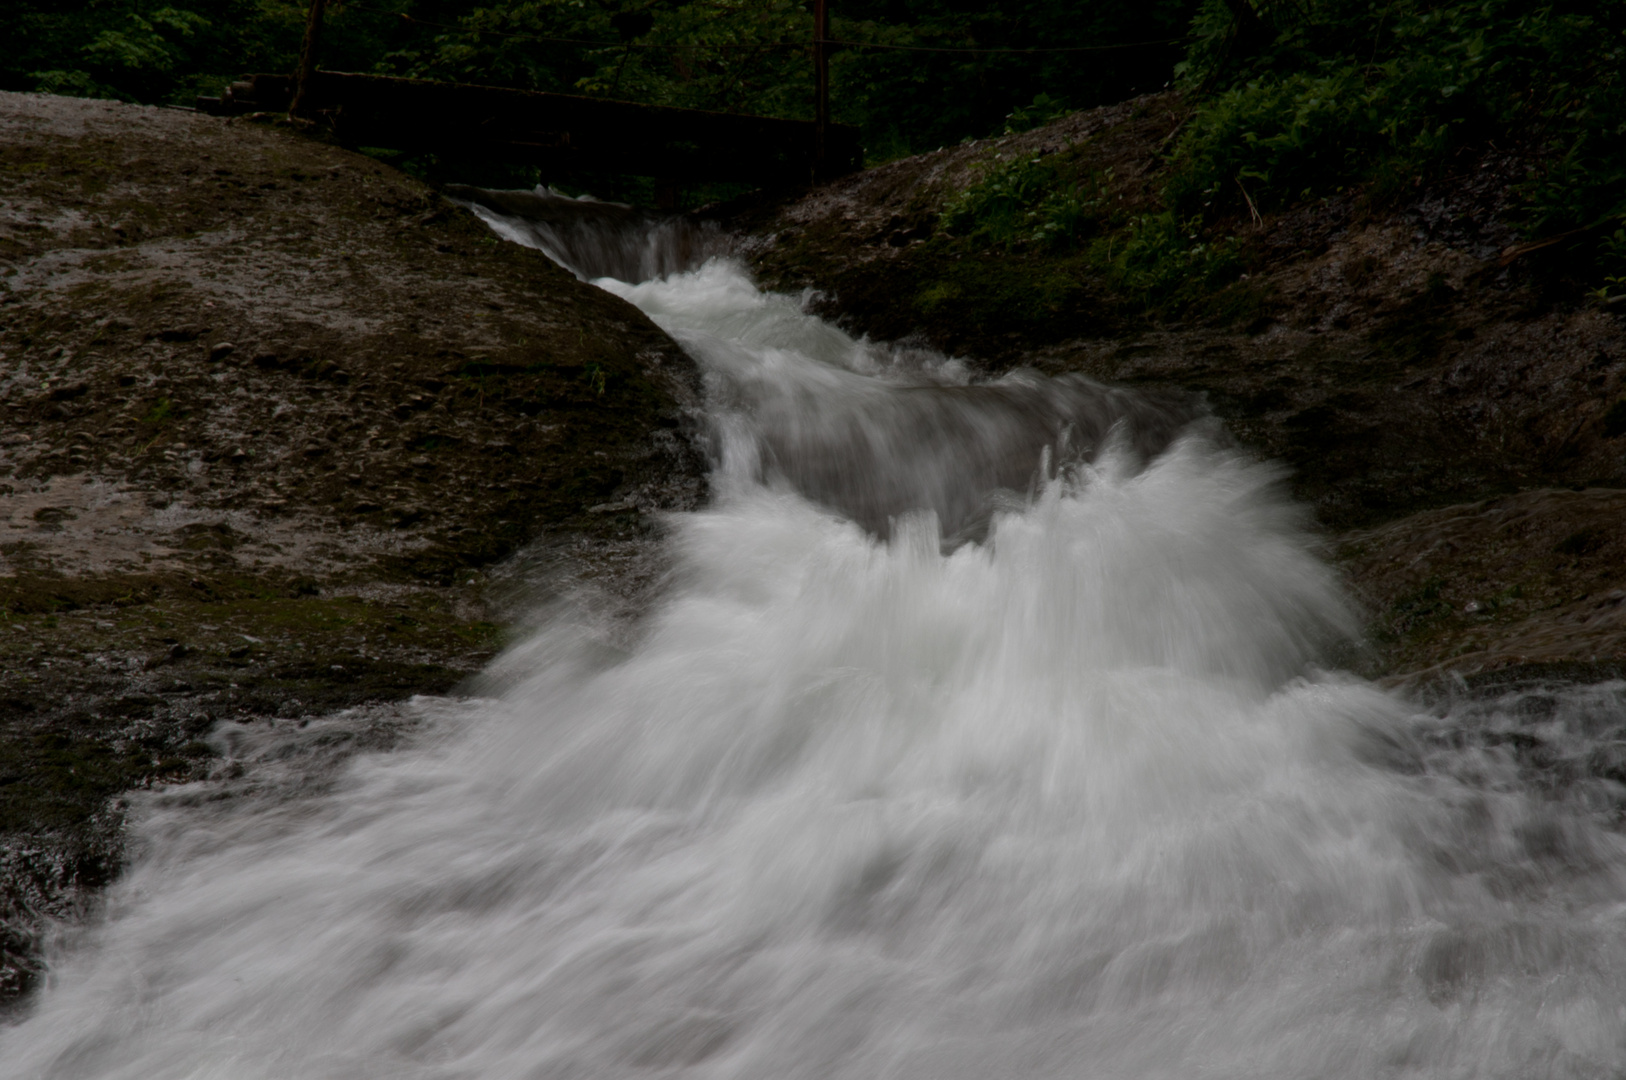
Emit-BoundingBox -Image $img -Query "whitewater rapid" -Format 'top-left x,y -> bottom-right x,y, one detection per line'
6,203 -> 1626,1079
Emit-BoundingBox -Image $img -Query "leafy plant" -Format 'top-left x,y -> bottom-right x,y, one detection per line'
83,7 -> 210,78
938,147 -> 1236,307
7,0 -> 1195,166
1169,0 -> 1626,267
582,362 -> 607,397
1004,92 -> 1073,134
940,150 -> 1109,251
1094,209 -> 1240,304
1165,68 -> 1385,215
1591,227 -> 1626,300
29,69 -> 125,100
6,0 -> 422,106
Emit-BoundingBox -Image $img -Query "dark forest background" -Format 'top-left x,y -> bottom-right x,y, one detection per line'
2,0 -> 1192,160
6,0 -> 1626,279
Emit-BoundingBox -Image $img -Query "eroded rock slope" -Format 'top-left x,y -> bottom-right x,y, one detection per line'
0,91 -> 705,999
721,93 -> 1626,686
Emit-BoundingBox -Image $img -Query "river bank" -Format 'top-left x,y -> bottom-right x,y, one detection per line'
716,91 -> 1626,687
3,83 -> 1625,1009
0,91 -> 706,999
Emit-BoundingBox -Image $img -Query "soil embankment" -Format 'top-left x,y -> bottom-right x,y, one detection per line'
717,92 -> 1626,687
0,91 -> 705,999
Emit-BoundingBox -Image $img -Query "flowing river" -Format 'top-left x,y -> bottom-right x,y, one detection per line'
6,191 -> 1626,1078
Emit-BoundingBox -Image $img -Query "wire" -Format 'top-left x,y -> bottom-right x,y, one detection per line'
371,9 -> 1180,56
391,12 -> 797,50
826,36 -> 1183,54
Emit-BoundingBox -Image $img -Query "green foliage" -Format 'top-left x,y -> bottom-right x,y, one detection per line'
830,0 -> 1191,158
1170,0 -> 1626,253
582,361 -> 607,397
3,0 -> 432,106
1095,210 -> 1239,302
29,69 -> 126,101
398,0 -> 1195,160
18,0 -> 1626,297
937,147 -> 1236,307
1166,68 -> 1385,214
1589,227 -> 1626,301
83,8 -> 211,77
3,0 -> 1196,163
940,151 -> 1108,250
410,0 -> 815,119
1004,92 -> 1075,134
947,0 -> 1626,301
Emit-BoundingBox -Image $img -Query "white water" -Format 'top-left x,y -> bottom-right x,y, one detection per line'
8,217 -> 1626,1078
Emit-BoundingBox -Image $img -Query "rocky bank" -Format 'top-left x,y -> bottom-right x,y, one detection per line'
718,91 -> 1626,689
0,91 -> 705,1000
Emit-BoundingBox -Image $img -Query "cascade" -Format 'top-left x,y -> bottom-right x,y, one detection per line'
6,191 -> 1626,1080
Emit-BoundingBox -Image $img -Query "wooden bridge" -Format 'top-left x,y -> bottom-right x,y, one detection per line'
200,72 -> 861,189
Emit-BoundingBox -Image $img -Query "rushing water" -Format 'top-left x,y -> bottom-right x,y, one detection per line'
8,194 -> 1626,1079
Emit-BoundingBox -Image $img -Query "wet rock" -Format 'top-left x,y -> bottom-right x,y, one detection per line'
1341,488 -> 1626,684
0,88 -> 708,1004
724,91 -> 1626,687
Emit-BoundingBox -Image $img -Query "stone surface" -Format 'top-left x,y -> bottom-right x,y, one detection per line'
1340,488 -> 1626,684
717,92 -> 1626,687
0,91 -> 706,1001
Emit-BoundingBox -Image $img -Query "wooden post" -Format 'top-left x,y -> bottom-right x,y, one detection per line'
813,0 -> 829,181
289,0 -> 329,118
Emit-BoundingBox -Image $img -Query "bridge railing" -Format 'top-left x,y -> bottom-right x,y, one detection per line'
200,71 -> 862,188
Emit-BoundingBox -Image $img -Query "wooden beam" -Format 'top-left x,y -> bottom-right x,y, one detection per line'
228,71 -> 862,187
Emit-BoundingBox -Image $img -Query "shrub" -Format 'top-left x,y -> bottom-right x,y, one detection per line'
939,150 -> 1110,251
1171,0 -> 1626,253
1095,210 -> 1240,303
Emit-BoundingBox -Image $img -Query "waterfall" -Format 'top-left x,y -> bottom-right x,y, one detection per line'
6,193 -> 1626,1080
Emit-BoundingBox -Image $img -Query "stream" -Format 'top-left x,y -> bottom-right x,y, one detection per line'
6,189 -> 1626,1078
